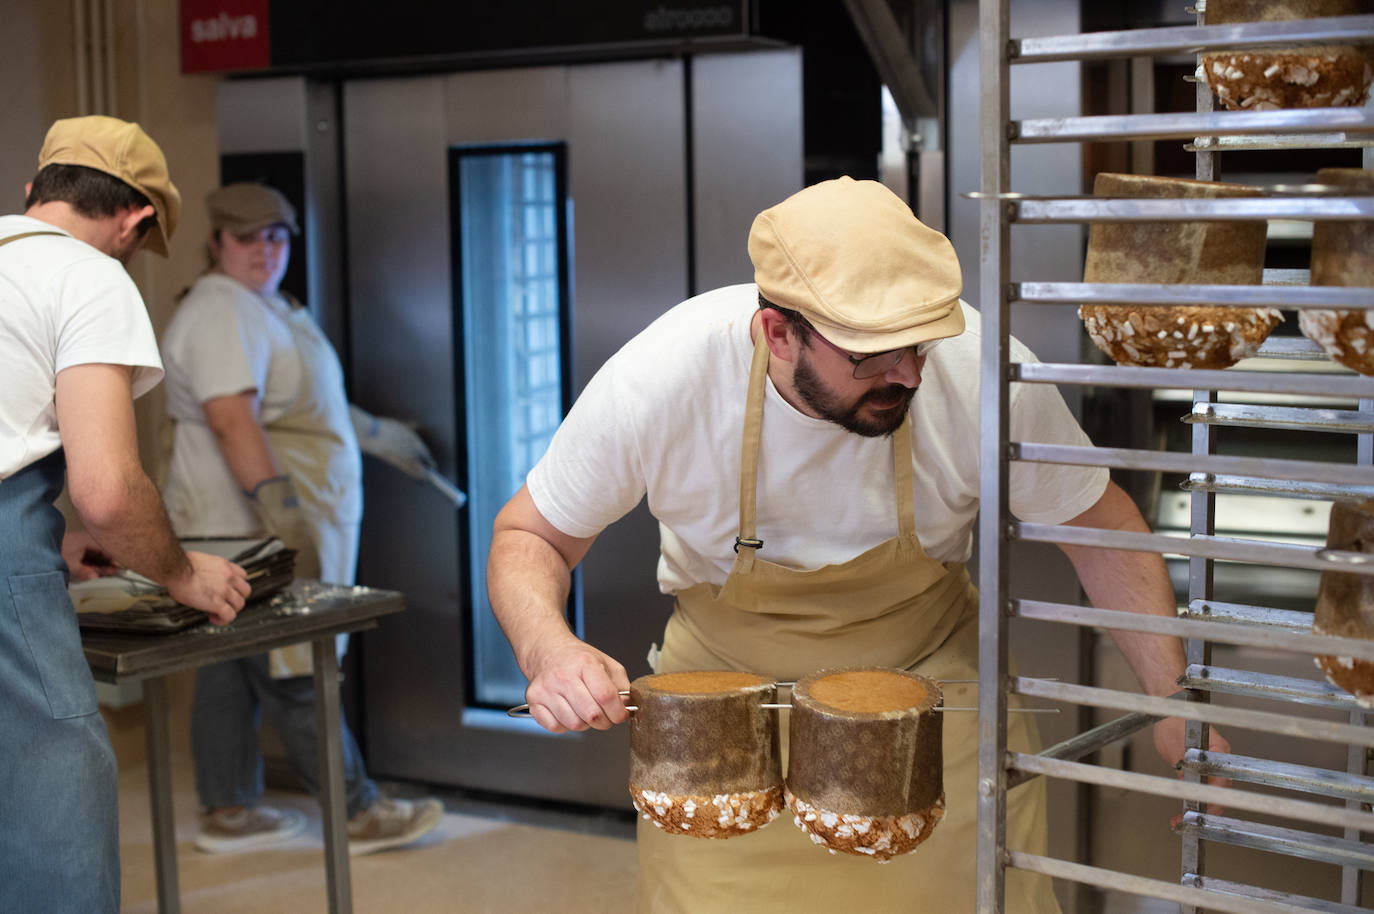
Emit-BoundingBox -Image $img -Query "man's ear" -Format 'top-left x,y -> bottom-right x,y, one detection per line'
757,307 -> 800,363
117,203 -> 156,243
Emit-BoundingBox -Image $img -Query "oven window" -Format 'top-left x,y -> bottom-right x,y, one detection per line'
450,143 -> 573,708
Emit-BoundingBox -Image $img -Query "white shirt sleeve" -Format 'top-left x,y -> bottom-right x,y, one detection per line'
527,356 -> 649,539
52,255 -> 163,398
1006,354 -> 1109,526
170,286 -> 272,404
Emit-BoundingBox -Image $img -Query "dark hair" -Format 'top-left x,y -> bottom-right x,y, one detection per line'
26,163 -> 156,237
757,292 -> 812,345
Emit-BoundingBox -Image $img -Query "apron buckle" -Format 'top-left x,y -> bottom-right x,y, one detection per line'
733,536 -> 764,553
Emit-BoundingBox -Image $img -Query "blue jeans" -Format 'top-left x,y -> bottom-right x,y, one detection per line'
191,653 -> 378,818
0,450 -> 119,913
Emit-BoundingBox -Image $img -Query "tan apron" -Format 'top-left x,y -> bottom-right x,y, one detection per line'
636,334 -> 1060,914
261,293 -> 362,677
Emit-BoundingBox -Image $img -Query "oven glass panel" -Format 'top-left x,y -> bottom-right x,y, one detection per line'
452,144 -> 572,708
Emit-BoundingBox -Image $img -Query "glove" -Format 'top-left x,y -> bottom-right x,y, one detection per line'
247,475 -> 321,581
350,404 -> 435,480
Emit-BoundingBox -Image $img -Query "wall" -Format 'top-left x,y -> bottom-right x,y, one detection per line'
1,0 -> 223,480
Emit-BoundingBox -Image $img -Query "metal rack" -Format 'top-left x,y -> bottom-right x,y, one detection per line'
976,4 -> 1374,913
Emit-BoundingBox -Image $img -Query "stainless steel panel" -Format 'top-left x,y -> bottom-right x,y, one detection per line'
217,78 -> 309,153
342,75 -> 469,792
690,49 -> 803,293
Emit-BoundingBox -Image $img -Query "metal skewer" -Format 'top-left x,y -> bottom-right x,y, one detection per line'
506,699 -> 1059,717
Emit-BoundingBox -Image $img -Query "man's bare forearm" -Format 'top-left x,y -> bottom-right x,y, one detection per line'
75,468 -> 193,585
487,527 -> 580,676
1060,481 -> 1186,698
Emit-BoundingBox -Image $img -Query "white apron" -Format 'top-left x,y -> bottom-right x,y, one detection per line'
636,333 -> 1060,913
258,294 -> 361,677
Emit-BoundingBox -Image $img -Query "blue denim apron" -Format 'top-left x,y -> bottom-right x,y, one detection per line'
0,449 -> 120,908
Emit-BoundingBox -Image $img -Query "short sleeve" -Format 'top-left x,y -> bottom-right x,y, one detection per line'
526,358 -> 649,538
168,287 -> 272,404
1006,358 -> 1109,526
51,256 -> 163,397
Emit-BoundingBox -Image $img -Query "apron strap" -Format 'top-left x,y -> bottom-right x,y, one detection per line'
736,333 -> 772,564
739,329 -> 920,557
893,416 -> 916,539
0,231 -> 66,248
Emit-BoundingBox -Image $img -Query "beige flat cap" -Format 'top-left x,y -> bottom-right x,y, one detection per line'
38,115 -> 181,256
206,182 -> 300,236
749,176 -> 964,352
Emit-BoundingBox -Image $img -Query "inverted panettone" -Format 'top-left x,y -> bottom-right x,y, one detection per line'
1199,0 -> 1374,111
1297,168 -> 1374,375
628,671 -> 782,838
1313,500 -> 1374,706
785,668 -> 945,862
1079,173 -> 1281,369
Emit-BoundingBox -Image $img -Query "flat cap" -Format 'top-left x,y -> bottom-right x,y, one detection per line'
749,177 -> 964,352
206,182 -> 300,236
38,115 -> 181,256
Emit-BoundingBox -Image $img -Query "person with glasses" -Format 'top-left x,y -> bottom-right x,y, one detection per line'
0,116 -> 251,914
159,182 -> 444,856
486,177 -> 1221,913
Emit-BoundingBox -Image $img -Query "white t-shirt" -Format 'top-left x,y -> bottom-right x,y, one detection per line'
527,284 -> 1108,594
0,215 -> 163,480
161,273 -> 362,537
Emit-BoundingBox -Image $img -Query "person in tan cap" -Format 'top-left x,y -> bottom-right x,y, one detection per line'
484,177 -> 1224,913
0,116 -> 250,913
159,182 -> 444,855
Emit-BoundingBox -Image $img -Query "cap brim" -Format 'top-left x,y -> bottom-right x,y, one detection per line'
811,300 -> 965,353
143,223 -> 169,257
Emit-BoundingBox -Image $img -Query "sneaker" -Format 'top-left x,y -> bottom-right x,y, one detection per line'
346,796 -> 444,855
194,805 -> 307,853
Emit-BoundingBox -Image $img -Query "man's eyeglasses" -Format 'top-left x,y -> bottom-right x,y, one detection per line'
807,329 -> 943,379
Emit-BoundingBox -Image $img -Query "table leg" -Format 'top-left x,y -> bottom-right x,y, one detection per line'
143,676 -> 180,914
313,636 -> 353,914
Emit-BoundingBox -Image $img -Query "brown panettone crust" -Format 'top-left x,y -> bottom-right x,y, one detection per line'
630,784 -> 783,839
785,668 -> 945,860
1314,500 -> 1374,707
1200,50 -> 1373,110
1080,304 -> 1284,370
1080,173 -> 1277,368
1198,0 -> 1374,110
627,670 -> 782,838
1299,169 -> 1374,375
785,785 -> 945,862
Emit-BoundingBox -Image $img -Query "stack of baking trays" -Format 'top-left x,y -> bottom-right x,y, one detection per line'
71,537 -> 296,633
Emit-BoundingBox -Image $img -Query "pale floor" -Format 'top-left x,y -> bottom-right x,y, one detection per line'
117,750 -> 639,914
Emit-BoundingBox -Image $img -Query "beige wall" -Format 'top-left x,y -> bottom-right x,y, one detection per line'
3,0 -> 224,479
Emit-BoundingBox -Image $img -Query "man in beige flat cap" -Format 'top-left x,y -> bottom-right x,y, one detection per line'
486,177 -> 1223,912
0,116 -> 250,914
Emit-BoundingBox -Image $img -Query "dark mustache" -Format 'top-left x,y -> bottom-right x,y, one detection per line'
860,384 -> 914,407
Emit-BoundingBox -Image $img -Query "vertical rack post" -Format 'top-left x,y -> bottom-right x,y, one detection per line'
975,0 -> 1012,910
1344,395 -> 1374,907
1180,5 -> 1217,907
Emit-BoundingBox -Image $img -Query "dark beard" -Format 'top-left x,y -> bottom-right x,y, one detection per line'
792,350 -> 915,437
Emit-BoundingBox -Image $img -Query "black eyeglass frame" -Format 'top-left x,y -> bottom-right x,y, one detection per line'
805,325 -> 943,379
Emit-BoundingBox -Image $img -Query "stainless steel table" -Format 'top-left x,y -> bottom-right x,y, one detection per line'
81,581 -> 406,914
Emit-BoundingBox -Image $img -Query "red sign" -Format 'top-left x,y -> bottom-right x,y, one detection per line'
180,0 -> 270,74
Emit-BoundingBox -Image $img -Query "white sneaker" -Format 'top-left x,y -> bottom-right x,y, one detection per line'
195,805 -> 307,853
346,796 -> 444,855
